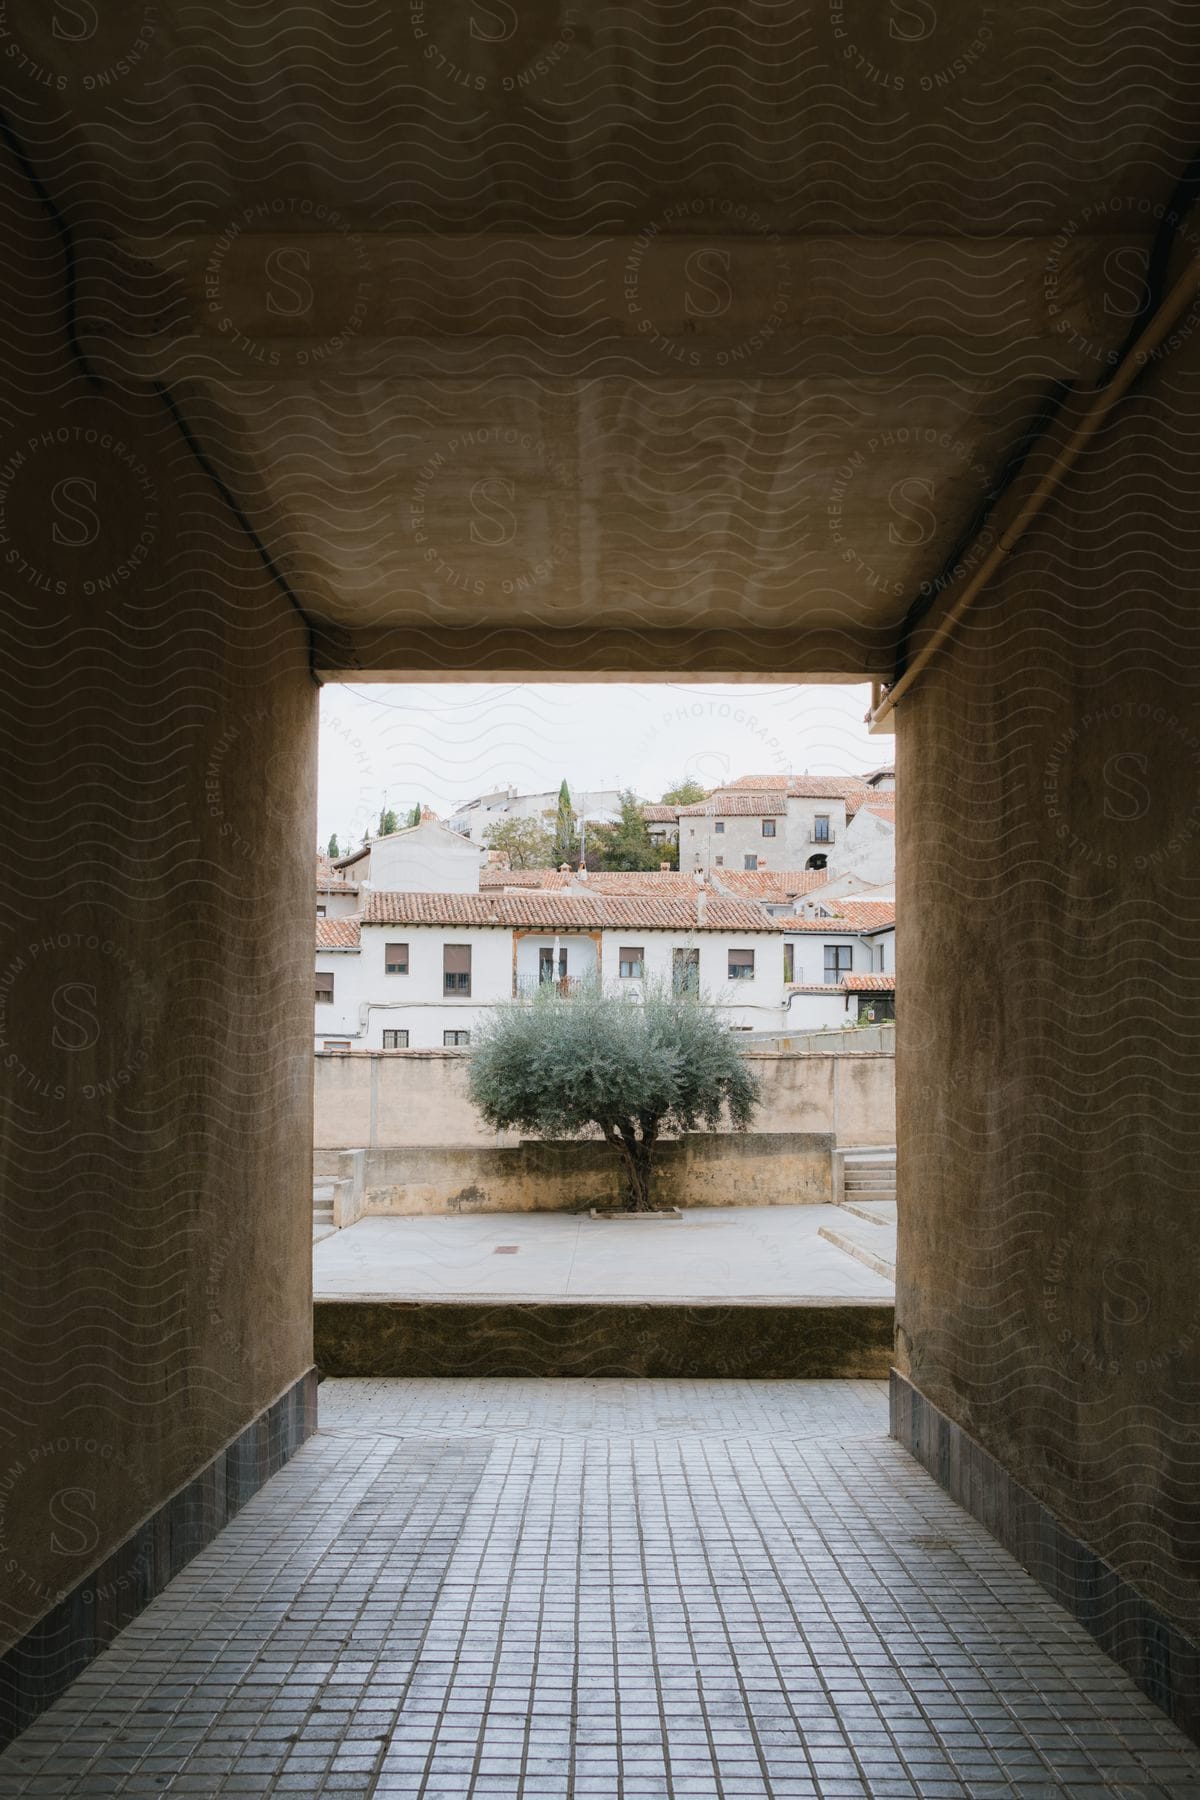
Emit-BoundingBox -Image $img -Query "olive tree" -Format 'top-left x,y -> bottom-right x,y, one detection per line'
468,979 -> 760,1212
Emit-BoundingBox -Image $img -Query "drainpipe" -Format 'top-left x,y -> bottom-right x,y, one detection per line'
870,249 -> 1200,727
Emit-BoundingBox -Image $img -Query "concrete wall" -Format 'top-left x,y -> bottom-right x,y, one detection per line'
313,1046 -> 895,1155
744,1024 -> 896,1056
357,1131 -> 834,1215
0,179 -> 316,1670
895,328 -> 1200,1650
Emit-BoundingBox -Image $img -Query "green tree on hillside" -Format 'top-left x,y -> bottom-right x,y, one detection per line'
485,816 -> 556,869
589,789 -> 663,871
326,833 -> 340,858
661,778 -> 708,806
551,779 -> 579,866
378,805 -> 400,836
406,802 -> 422,827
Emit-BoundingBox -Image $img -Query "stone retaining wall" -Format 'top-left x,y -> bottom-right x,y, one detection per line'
340,1130 -> 834,1217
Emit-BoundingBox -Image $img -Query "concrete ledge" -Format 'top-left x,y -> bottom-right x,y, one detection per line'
315,1300 -> 894,1379
890,1370 -> 1200,1746
0,1369 -> 317,1750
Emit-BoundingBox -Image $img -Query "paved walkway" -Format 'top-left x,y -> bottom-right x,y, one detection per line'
3,1379 -> 1200,1797
313,1207 -> 894,1302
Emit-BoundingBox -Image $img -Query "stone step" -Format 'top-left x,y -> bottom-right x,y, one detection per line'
818,1222 -> 896,1281
839,1198 -> 896,1227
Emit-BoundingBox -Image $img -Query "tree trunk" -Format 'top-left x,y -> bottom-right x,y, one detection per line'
623,1135 -> 655,1213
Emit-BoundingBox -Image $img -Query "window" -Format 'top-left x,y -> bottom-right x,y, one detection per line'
618,946 -> 644,978
762,820 -> 775,838
539,947 -> 567,984
315,971 -> 334,1004
715,820 -> 725,834
382,1029 -> 409,1049
444,1029 -> 471,1047
743,854 -> 758,871
316,903 -> 326,917
715,855 -> 724,866
443,944 -> 472,995
322,1039 -> 350,1052
689,827 -> 695,837
728,948 -> 755,980
824,944 -> 853,983
385,941 -> 409,974
673,947 -> 700,993
814,814 -> 830,842
783,942 -> 794,984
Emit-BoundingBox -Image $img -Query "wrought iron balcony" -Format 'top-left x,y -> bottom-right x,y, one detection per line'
514,973 -> 585,997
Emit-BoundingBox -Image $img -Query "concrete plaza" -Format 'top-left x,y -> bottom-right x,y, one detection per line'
312,1205 -> 895,1304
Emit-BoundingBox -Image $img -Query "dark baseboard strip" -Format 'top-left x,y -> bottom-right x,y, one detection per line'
890,1369 -> 1200,1745
315,1298 -> 895,1379
0,1367 -> 317,1749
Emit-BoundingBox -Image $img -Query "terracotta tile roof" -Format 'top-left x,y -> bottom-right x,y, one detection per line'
481,869 -> 709,898
641,804 -> 680,822
824,899 -> 895,930
573,872 -> 707,896
719,773 -> 873,816
675,792 -> 788,817
862,795 -> 896,816
480,868 -> 572,889
772,913 -> 881,934
361,890 -> 795,933
713,869 -> 829,899
842,972 -> 896,991
316,879 -> 360,895
317,918 -> 361,950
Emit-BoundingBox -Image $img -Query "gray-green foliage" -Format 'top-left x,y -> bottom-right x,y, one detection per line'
468,978 -> 760,1211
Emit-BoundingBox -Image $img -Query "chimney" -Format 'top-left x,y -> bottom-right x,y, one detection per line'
559,861 -> 571,874
696,890 -> 708,926
659,861 -> 670,872
576,862 -> 588,880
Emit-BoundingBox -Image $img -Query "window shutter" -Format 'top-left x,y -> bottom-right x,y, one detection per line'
385,941 -> 408,971
443,944 -> 472,973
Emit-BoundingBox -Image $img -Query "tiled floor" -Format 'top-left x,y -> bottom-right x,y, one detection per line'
313,1208 -> 894,1301
3,1379 -> 1200,1798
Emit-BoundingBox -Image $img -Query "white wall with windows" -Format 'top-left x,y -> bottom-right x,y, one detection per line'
679,796 -> 851,873
316,920 -> 798,1048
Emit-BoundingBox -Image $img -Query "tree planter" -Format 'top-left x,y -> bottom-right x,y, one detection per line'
588,1206 -> 683,1220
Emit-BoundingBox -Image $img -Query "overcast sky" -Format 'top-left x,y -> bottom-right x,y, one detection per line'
318,682 -> 886,849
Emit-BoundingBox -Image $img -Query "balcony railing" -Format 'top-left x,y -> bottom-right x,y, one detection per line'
808,828 -> 836,845
515,974 -> 586,997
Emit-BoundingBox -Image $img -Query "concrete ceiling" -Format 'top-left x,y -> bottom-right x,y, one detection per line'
6,1 -> 1200,678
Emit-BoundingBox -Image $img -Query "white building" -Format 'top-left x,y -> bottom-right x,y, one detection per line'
674,776 -> 872,875
448,785 -> 623,846
315,888 -> 896,1050
821,794 -> 896,895
332,816 -> 486,894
